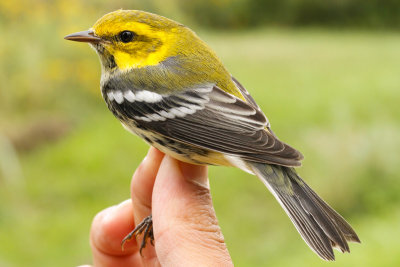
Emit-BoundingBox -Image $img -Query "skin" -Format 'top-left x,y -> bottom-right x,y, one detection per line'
83,147 -> 233,266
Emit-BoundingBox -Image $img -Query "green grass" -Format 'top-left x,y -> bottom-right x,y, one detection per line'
1,29 -> 400,266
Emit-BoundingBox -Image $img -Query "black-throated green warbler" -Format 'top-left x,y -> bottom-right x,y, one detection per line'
65,10 -> 360,261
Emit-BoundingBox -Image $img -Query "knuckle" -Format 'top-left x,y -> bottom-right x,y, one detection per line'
168,186 -> 226,248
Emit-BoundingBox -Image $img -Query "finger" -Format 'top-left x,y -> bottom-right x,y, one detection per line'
152,156 -> 233,266
131,147 -> 165,218
90,199 -> 142,267
130,147 -> 164,259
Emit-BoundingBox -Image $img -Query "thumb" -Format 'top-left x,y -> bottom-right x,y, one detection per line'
152,155 -> 233,266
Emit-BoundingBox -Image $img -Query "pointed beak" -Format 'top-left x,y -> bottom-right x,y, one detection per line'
64,30 -> 101,43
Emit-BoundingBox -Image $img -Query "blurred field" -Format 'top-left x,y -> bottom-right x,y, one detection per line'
1,2 -> 400,267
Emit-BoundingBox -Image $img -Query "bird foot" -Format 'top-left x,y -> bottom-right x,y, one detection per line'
121,215 -> 154,255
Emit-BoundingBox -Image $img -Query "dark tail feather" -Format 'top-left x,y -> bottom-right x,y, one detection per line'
249,162 -> 360,261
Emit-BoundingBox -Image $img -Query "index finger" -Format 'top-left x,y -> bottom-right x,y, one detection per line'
130,147 -> 164,259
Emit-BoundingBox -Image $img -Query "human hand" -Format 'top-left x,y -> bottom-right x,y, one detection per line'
85,147 -> 233,266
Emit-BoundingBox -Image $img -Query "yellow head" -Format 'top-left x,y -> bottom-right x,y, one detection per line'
65,10 -> 240,97
66,10 -> 186,70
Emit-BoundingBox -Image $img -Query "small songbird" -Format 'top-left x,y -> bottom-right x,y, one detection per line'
65,10 -> 360,260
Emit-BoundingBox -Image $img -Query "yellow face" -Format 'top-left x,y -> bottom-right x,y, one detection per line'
91,10 -> 179,70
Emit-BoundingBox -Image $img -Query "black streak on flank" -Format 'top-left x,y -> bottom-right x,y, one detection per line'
143,136 -> 152,144
153,138 -> 166,147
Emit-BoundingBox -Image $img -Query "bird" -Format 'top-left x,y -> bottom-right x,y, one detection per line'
65,9 -> 360,261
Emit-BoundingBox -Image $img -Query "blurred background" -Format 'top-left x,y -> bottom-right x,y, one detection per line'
1,0 -> 399,266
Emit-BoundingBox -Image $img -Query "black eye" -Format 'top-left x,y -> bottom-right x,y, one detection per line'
119,31 -> 135,43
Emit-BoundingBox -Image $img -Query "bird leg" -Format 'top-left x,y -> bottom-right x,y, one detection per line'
121,215 -> 154,255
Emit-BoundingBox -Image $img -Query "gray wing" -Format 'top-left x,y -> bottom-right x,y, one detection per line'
232,76 -> 261,111
232,76 -> 279,137
109,81 -> 304,167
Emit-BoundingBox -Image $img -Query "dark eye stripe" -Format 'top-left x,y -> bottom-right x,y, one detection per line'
119,31 -> 135,43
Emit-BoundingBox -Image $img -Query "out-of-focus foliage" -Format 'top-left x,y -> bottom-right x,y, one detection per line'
0,0 -> 183,128
1,0 -> 400,266
179,0 -> 400,29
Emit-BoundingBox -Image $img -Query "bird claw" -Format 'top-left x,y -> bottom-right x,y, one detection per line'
121,215 -> 154,255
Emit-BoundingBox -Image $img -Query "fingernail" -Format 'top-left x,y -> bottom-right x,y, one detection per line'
142,149 -> 152,164
142,147 -> 160,165
117,199 -> 131,208
179,161 -> 209,188
102,205 -> 118,224
103,199 -> 130,223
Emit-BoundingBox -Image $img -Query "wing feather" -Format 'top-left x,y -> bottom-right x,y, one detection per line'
112,80 -> 304,166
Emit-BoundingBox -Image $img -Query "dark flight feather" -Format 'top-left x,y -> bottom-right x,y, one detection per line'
251,163 -> 360,260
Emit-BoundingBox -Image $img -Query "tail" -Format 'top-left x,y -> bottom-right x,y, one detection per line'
249,162 -> 360,261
